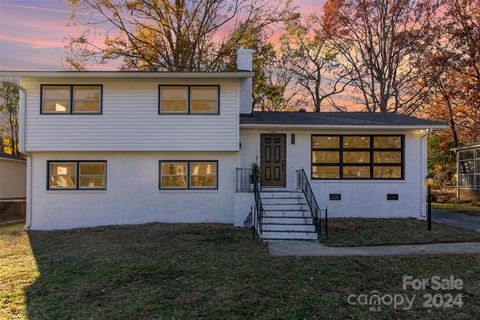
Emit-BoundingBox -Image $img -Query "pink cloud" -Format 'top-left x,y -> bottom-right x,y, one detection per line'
0,34 -> 64,49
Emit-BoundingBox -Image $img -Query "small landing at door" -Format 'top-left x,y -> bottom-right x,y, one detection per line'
261,134 -> 286,187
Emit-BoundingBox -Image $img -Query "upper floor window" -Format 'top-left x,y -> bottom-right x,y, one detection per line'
311,135 -> 403,180
41,85 -> 102,114
159,85 -> 219,115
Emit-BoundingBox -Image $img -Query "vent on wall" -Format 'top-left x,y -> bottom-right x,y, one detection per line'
387,194 -> 399,201
329,194 -> 341,201
291,134 -> 295,144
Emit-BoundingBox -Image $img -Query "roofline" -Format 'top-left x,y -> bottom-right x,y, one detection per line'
452,143 -> 480,151
0,155 -> 26,162
0,71 -> 254,78
240,124 -> 449,130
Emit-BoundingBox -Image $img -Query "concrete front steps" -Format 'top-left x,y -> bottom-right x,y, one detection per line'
259,190 -> 318,242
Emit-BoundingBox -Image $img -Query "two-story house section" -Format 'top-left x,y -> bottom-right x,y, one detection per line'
2,49 -> 447,241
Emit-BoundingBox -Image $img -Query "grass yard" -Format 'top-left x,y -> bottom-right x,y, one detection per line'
1,223 -> 480,319
322,218 -> 480,247
433,202 -> 480,216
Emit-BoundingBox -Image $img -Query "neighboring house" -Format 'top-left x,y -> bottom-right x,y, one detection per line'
0,153 -> 26,222
0,152 -> 26,199
0,49 -> 447,240
453,143 -> 480,201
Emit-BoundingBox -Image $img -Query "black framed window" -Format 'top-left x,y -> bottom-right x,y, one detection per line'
159,161 -> 218,190
158,85 -> 219,115
48,161 -> 106,190
311,135 -> 404,180
41,85 -> 102,114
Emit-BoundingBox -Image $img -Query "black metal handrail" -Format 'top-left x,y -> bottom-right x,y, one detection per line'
252,172 -> 263,236
236,168 -> 254,192
296,168 -> 328,239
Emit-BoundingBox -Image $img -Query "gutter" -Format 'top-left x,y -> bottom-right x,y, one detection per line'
16,77 -> 32,230
0,71 -> 254,79
240,124 -> 449,130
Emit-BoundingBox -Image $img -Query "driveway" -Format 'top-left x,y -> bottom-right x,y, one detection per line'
433,210 -> 480,232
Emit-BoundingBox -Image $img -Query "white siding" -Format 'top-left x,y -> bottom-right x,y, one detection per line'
23,78 -> 239,152
0,158 -> 26,199
240,129 -> 428,219
29,151 -> 239,230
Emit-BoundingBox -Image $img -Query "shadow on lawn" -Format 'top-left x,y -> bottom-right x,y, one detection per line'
23,223 -> 266,319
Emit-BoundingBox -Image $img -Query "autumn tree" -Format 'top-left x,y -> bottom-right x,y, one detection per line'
0,81 -> 20,156
322,0 -> 438,114
280,14 -> 351,112
65,0 -> 296,111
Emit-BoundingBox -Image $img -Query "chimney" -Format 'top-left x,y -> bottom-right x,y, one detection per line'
237,48 -> 253,114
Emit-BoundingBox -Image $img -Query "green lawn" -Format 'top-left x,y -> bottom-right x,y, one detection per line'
433,202 -> 480,216
1,223 -> 480,319
322,218 -> 480,247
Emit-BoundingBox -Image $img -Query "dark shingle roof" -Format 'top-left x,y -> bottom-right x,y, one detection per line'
240,112 -> 445,127
0,153 -> 25,161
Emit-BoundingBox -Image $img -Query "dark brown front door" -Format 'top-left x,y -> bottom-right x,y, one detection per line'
261,134 -> 286,187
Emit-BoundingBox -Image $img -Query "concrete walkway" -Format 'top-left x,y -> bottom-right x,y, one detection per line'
268,241 -> 480,257
433,210 -> 480,232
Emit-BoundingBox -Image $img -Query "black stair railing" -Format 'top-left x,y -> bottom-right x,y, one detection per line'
296,168 -> 328,240
252,167 -> 264,237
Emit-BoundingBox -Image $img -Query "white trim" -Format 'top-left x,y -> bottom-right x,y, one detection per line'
0,71 -> 254,79
240,124 -> 448,130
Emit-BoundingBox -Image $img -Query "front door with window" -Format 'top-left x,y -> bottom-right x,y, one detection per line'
261,134 -> 286,187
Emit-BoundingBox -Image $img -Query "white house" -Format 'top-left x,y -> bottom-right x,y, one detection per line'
1,49 -> 447,240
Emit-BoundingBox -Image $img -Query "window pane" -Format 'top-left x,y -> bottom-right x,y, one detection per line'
73,86 -> 101,113
191,176 -> 217,188
160,87 -> 188,113
190,162 -> 217,188
73,86 -> 100,100
476,150 -> 480,159
79,163 -> 105,175
312,151 -> 339,163
343,166 -> 370,178
190,162 -> 216,175
191,101 -> 217,113
374,166 -> 402,179
190,87 -> 218,114
374,151 -> 401,163
73,101 -> 100,112
51,163 -> 76,176
161,162 -> 187,175
343,136 -> 370,149
80,177 -> 105,188
343,151 -> 370,163
374,136 -> 401,149
460,160 -> 475,174
42,86 -> 71,113
459,151 -> 474,160
43,86 -> 70,100
312,166 -> 340,179
191,87 -> 218,100
312,136 -> 339,148
161,162 -> 187,189
49,162 -> 77,189
50,176 -> 77,188
459,174 -> 474,188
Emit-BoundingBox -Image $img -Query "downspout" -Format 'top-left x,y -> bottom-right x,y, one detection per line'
17,77 -> 32,230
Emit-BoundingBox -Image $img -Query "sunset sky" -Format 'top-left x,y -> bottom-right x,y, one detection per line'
0,0 -> 324,71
